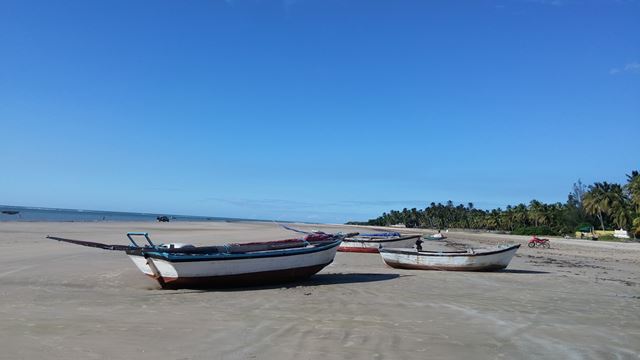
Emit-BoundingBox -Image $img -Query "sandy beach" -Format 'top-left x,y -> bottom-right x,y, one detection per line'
0,221 -> 638,359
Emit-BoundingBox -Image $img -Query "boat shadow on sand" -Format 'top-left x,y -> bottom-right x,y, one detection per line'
496,269 -> 549,274
146,270 -> 548,293
147,272 -> 406,293
306,272 -> 405,285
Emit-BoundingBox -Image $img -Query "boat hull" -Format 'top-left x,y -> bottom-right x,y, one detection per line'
338,235 -> 420,253
139,263 -> 330,289
127,241 -> 340,288
379,244 -> 520,271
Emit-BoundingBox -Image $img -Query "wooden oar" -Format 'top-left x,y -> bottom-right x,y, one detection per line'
46,236 -> 226,254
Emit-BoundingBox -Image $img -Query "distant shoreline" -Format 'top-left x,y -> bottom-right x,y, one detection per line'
0,204 -> 281,223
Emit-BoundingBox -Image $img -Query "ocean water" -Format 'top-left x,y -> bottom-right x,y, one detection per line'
0,205 -> 251,222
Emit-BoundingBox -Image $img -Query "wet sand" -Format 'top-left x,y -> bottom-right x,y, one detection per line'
0,221 -> 638,359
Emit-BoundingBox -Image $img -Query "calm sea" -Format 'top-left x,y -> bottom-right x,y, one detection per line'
0,205 -> 255,223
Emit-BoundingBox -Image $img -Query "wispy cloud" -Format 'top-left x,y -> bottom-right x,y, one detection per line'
199,197 -> 502,211
610,61 -> 640,75
283,0 -> 299,12
224,0 -> 300,13
521,0 -> 565,6
338,200 -> 428,208
201,197 -> 317,209
200,197 -> 430,209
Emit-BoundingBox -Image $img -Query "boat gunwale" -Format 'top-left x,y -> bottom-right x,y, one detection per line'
128,239 -> 342,262
379,244 -> 520,257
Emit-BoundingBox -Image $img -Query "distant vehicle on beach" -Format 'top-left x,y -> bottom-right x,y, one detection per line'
528,236 -> 550,248
1,210 -> 20,215
157,216 -> 170,222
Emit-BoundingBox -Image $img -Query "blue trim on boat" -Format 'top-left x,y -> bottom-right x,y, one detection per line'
358,232 -> 401,237
132,239 -> 342,263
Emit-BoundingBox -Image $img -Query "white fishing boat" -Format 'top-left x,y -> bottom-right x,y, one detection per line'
339,233 -> 421,253
47,231 -> 349,289
424,232 -> 447,241
379,244 -> 520,271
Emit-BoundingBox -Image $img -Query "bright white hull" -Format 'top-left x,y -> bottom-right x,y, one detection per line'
128,242 -> 340,288
379,245 -> 519,271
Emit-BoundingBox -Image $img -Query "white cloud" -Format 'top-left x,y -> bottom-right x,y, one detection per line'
223,0 -> 300,13
522,0 -> 564,6
624,62 -> 640,72
610,61 -> 640,75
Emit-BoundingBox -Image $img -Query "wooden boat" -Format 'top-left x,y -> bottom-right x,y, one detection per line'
47,231 -> 350,289
379,244 -> 520,271
338,233 -> 421,253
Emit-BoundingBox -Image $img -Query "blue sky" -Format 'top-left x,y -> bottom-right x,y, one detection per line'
1,0 -> 638,223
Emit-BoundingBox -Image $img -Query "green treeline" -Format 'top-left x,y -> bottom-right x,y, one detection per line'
347,171 -> 640,238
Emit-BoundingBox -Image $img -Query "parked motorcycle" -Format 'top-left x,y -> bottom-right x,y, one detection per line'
528,236 -> 550,249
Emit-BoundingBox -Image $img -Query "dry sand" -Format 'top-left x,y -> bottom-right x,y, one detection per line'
0,221 -> 638,359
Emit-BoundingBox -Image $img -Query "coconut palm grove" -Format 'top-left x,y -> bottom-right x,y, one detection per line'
348,171 -> 640,239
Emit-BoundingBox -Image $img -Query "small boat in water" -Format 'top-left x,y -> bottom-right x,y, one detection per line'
339,232 -> 421,253
379,244 -> 520,271
1,210 -> 19,215
47,231 -> 352,289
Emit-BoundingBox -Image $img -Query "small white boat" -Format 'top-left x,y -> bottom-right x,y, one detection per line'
48,231 -> 347,289
379,244 -> 520,271
339,233 -> 421,253
424,233 -> 447,241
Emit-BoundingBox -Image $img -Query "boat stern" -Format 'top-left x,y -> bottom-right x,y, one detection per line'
127,254 -> 154,276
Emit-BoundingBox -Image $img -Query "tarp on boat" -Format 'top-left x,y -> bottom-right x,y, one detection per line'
304,233 -> 333,242
358,232 -> 401,237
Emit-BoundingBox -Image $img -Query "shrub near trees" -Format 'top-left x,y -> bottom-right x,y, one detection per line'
347,171 -> 640,238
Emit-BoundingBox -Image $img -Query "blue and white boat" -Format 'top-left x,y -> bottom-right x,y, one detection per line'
47,232 -> 348,289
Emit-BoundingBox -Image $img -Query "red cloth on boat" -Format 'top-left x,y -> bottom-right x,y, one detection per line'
304,233 -> 332,242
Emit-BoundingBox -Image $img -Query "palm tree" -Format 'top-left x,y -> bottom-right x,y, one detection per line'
626,171 -> 640,212
485,209 -> 502,230
528,200 -> 547,227
502,205 -> 515,231
625,171 -> 640,238
607,184 -> 630,229
352,171 -> 639,236
583,183 -> 610,230
512,203 -> 528,229
583,182 -> 625,231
